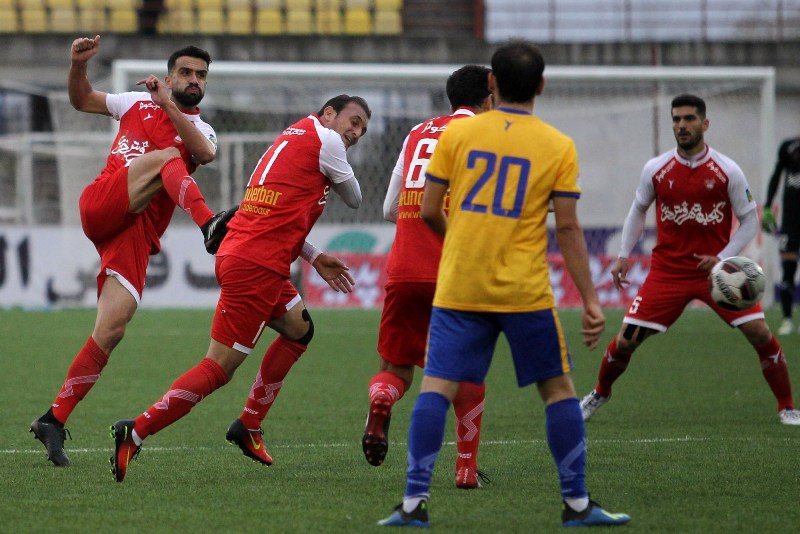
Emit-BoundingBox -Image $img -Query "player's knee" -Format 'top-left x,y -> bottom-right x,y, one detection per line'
158,147 -> 181,162
619,324 -> 655,349
93,324 -> 126,353
292,309 -> 314,346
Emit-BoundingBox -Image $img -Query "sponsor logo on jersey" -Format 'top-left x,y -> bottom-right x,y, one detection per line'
705,161 -> 728,183
111,134 -> 150,164
660,200 -> 726,225
282,127 -> 307,136
654,159 -> 676,183
420,121 -> 447,135
139,102 -> 160,111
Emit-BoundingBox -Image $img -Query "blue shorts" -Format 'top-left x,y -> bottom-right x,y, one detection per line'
425,307 -> 573,387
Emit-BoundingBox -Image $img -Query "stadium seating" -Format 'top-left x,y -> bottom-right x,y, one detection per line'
109,7 -> 138,32
50,8 -> 80,33
344,7 -> 370,34
20,9 -> 48,33
3,0 -> 403,36
0,8 -> 17,33
226,7 -> 252,34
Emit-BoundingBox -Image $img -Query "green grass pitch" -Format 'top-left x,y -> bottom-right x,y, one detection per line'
1,307 -> 799,532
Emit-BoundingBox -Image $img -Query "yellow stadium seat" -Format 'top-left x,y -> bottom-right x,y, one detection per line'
196,0 -> 223,9
79,8 -> 107,31
108,0 -> 139,9
0,9 -> 18,33
198,8 -> 224,34
45,0 -> 76,9
21,9 -> 48,32
0,0 -> 15,8
164,0 -> 193,8
109,8 -> 137,32
374,0 -> 400,9
50,8 -> 79,32
254,8 -> 281,34
285,0 -> 311,9
21,0 -> 45,7
76,0 -> 107,8
315,0 -> 340,10
374,8 -> 400,34
315,8 -> 341,34
344,0 -> 370,8
285,8 -> 311,34
255,0 -> 282,8
226,7 -> 252,34
227,0 -> 252,8
344,7 -> 369,34
159,8 -> 196,33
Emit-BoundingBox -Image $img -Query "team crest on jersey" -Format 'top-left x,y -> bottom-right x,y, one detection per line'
705,178 -> 715,190
660,200 -> 726,225
746,188 -> 753,202
654,160 -> 676,183
111,135 -> 150,164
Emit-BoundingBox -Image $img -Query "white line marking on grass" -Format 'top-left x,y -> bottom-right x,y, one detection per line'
2,435 -> 794,455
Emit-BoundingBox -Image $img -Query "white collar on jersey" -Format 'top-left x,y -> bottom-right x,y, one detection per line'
452,107 -> 476,117
674,145 -> 711,168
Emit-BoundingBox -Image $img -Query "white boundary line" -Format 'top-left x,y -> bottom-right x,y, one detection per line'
4,435 -> 795,456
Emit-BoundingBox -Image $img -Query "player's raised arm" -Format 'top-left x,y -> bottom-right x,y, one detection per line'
68,35 -> 110,115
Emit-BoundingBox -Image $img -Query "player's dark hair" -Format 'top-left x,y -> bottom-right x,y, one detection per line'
671,94 -> 707,118
490,40 -> 545,104
317,94 -> 372,119
168,46 -> 212,73
446,65 -> 491,109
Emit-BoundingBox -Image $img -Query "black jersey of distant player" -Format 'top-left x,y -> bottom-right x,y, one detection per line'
766,138 -> 800,206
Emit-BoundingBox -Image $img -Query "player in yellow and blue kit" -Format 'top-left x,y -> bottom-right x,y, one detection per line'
377,41 -> 631,528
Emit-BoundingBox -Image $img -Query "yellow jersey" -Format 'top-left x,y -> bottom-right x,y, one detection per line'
425,107 -> 581,312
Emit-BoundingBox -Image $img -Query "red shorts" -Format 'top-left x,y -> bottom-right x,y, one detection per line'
211,255 -> 301,354
79,167 -> 149,302
378,281 -> 436,367
623,270 -> 764,331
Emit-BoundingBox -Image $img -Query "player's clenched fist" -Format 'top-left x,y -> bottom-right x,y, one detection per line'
71,35 -> 100,62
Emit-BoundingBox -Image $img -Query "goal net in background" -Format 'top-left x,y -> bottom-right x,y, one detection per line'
0,63 -> 775,309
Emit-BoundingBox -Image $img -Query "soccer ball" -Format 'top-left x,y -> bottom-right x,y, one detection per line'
709,256 -> 766,311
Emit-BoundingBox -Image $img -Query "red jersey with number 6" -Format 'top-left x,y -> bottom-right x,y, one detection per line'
385,108 -> 475,282
219,114 -> 355,277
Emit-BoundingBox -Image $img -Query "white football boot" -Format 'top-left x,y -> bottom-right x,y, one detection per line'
778,408 -> 800,426
579,390 -> 609,422
777,318 -> 793,336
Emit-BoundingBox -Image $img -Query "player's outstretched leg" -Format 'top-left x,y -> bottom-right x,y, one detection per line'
202,206 -> 238,255
562,499 -> 631,527
363,371 -> 407,466
29,413 -> 71,467
110,419 -> 141,483
225,418 -> 273,465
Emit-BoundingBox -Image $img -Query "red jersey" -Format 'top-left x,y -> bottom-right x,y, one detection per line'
384,108 -> 475,282
219,114 -> 357,277
635,146 -> 756,276
102,92 -> 217,244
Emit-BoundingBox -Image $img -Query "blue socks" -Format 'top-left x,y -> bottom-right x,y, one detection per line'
405,391 -> 450,498
545,397 -> 587,499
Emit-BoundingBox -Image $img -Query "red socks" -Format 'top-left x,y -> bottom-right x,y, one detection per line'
51,337 -> 109,424
160,157 -> 213,227
368,370 -> 407,407
453,381 -> 485,470
238,336 -> 307,429
754,336 -> 794,411
134,357 -> 229,439
595,338 -> 633,398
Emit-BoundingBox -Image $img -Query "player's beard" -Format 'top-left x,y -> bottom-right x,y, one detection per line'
676,130 -> 702,152
173,86 -> 203,107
